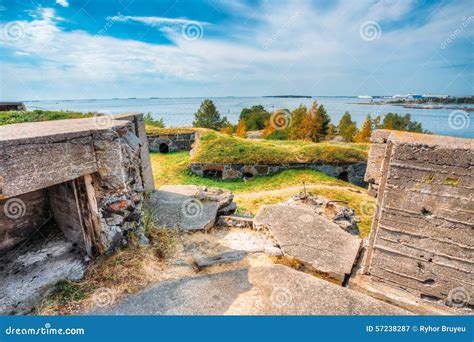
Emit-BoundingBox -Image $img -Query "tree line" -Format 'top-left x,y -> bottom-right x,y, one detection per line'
192,99 -> 427,143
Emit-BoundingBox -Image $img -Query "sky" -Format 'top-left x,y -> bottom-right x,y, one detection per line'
0,0 -> 472,100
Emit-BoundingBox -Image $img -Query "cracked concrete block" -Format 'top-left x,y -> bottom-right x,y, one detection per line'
254,204 -> 362,282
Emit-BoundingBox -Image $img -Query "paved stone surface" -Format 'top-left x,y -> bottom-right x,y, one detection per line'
89,265 -> 410,315
254,204 -> 362,281
150,185 -> 235,231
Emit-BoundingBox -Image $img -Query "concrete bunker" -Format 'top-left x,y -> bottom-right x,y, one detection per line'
148,131 -> 196,153
159,142 -> 170,153
0,113 -> 154,314
356,129 -> 474,311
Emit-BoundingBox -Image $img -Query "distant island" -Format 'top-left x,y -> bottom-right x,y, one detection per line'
263,95 -> 312,98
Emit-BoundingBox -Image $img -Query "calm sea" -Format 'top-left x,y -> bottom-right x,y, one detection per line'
24,96 -> 473,139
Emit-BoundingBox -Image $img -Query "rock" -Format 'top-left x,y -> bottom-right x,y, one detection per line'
217,202 -> 237,216
217,215 -> 253,228
254,204 -> 362,282
195,250 -> 247,268
286,193 -> 360,235
150,185 -> 236,231
88,265 -> 410,315
0,233 -> 87,315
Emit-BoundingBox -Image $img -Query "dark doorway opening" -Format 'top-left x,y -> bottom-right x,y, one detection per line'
338,171 -> 349,182
203,169 -> 223,178
159,143 -> 169,153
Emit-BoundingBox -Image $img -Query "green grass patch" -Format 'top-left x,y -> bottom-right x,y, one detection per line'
145,126 -> 200,135
150,151 -> 359,193
0,110 -> 95,126
191,131 -> 368,164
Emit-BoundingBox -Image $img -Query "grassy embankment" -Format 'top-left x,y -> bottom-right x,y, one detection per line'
0,110 -> 95,126
149,130 -> 374,237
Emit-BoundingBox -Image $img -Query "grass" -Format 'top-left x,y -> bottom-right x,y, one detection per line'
191,131 -> 369,164
150,152 -> 375,237
150,151 -> 361,193
0,110 -> 95,126
234,187 -> 374,237
145,126 -> 198,135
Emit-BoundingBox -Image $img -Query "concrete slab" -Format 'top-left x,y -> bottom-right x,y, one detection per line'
150,185 -> 235,231
254,204 -> 362,281
0,232 -> 86,315
88,265 -> 410,315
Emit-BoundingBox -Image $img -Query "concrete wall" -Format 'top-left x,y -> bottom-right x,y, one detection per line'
189,162 -> 368,187
364,130 -> 474,306
0,189 -> 50,253
0,114 -> 153,255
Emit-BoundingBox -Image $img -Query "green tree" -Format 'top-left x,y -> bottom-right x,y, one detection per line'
144,113 -> 165,127
192,100 -> 228,130
379,113 -> 424,133
239,105 -> 271,130
313,103 -> 331,141
338,111 -> 357,142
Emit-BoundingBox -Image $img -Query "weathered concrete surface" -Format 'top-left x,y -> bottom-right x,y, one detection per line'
175,227 -> 281,269
364,130 -> 474,308
150,185 -> 235,231
285,193 -> 360,235
0,189 -> 50,253
254,205 -> 362,281
0,232 -> 87,315
113,113 -> 155,192
88,265 -> 410,315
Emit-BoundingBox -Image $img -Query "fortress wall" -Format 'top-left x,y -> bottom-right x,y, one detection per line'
364,130 -> 474,306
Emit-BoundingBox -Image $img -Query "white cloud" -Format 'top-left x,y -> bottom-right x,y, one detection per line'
56,0 -> 69,8
0,1 -> 472,100
108,15 -> 208,28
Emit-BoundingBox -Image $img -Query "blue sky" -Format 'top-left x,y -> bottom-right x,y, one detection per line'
0,0 -> 472,100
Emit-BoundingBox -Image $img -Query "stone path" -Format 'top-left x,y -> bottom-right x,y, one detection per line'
89,265 -> 410,315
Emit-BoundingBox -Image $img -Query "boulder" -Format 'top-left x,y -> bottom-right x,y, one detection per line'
254,204 -> 362,282
149,185 -> 235,231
